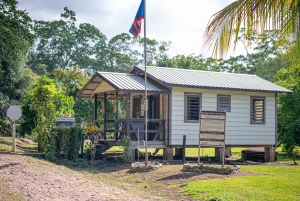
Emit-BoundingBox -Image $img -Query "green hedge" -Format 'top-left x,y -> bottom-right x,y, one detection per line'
50,126 -> 82,161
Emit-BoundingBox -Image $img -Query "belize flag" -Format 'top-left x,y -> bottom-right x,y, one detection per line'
129,0 -> 145,37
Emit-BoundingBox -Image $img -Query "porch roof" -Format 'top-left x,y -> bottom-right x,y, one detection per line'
131,66 -> 292,94
77,72 -> 170,98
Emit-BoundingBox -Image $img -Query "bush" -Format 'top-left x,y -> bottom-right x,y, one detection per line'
292,146 -> 300,164
119,136 -> 132,162
0,117 -> 11,136
68,126 -> 83,160
50,126 -> 83,161
0,93 -> 11,136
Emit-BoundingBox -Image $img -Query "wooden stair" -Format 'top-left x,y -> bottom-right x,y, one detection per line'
95,140 -> 117,159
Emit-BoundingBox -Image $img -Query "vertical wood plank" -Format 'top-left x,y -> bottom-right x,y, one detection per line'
126,93 -> 130,137
94,94 -> 98,125
104,92 -> 107,140
115,92 -> 119,141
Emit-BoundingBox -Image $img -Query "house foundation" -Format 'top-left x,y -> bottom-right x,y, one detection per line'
174,148 -> 183,158
264,146 -> 276,162
163,147 -> 173,160
214,147 -> 231,161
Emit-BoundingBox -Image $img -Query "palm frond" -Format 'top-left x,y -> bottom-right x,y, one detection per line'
203,0 -> 300,58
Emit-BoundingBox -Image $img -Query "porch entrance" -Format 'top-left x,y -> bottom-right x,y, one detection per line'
76,71 -> 170,156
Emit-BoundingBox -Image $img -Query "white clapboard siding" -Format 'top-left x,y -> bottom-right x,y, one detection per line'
226,134 -> 274,139
170,87 -> 276,146
226,139 -> 275,145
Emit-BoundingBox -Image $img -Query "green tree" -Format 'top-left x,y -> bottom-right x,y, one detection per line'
18,93 -> 37,137
238,30 -> 291,81
52,65 -> 94,126
107,33 -> 172,72
34,7 -> 107,73
26,51 -> 48,76
107,33 -> 141,72
0,0 -> 37,135
52,65 -> 90,97
208,30 -> 291,82
275,63 -> 300,154
203,0 -> 300,59
138,38 -> 171,66
0,0 -> 35,100
20,76 -> 74,151
0,93 -> 11,136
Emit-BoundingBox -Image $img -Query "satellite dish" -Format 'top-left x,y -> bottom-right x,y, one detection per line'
6,105 -> 22,121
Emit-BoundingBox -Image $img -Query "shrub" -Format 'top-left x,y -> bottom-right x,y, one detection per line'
119,136 -> 132,162
68,126 -> 83,160
50,126 -> 83,161
292,146 -> 300,165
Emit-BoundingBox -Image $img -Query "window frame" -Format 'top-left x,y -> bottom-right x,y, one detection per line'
184,92 -> 202,123
217,95 -> 231,112
250,96 -> 266,124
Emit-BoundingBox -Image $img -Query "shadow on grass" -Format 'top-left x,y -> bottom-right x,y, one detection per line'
277,152 -> 294,162
71,154 -> 166,174
47,156 -> 132,174
16,146 -> 38,152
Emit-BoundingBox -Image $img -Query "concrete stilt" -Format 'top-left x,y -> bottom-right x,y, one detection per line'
215,147 -> 222,161
163,147 -> 173,160
225,146 -> 232,158
264,146 -> 275,162
174,148 -> 183,158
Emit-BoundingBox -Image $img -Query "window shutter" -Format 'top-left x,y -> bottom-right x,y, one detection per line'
185,93 -> 201,122
251,97 -> 265,123
217,95 -> 231,111
187,95 -> 200,120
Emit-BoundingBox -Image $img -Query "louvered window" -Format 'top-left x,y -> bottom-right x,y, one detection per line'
217,95 -> 231,112
250,97 -> 265,124
185,93 -> 201,122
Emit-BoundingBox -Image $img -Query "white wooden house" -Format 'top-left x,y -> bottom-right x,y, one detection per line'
77,66 -> 291,161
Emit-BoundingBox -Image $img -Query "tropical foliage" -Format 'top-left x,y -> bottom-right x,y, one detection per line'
203,0 -> 300,59
50,126 -> 83,160
0,0 -> 35,100
20,76 -> 74,151
276,63 -> 300,154
34,7 -> 107,73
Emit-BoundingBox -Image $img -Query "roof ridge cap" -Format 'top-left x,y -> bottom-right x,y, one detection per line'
98,72 -> 129,75
145,66 -> 258,76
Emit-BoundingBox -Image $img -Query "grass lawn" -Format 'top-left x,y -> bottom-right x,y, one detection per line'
170,146 -> 300,201
173,165 -> 300,201
0,137 -> 38,153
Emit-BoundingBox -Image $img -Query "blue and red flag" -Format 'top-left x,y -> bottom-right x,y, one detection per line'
129,0 -> 145,37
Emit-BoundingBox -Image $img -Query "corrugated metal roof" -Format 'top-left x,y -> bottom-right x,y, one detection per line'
132,66 -> 292,94
99,72 -> 169,93
77,72 -> 169,98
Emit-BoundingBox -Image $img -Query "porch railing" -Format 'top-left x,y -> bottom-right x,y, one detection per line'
94,118 -> 165,141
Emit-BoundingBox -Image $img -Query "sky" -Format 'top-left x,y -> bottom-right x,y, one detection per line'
17,0 -> 238,58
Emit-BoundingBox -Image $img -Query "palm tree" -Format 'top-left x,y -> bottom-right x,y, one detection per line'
203,0 -> 300,58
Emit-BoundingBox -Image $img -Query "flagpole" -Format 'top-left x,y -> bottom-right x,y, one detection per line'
143,0 -> 148,165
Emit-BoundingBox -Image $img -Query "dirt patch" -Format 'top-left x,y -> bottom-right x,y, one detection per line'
0,154 -> 139,201
0,153 -> 255,201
